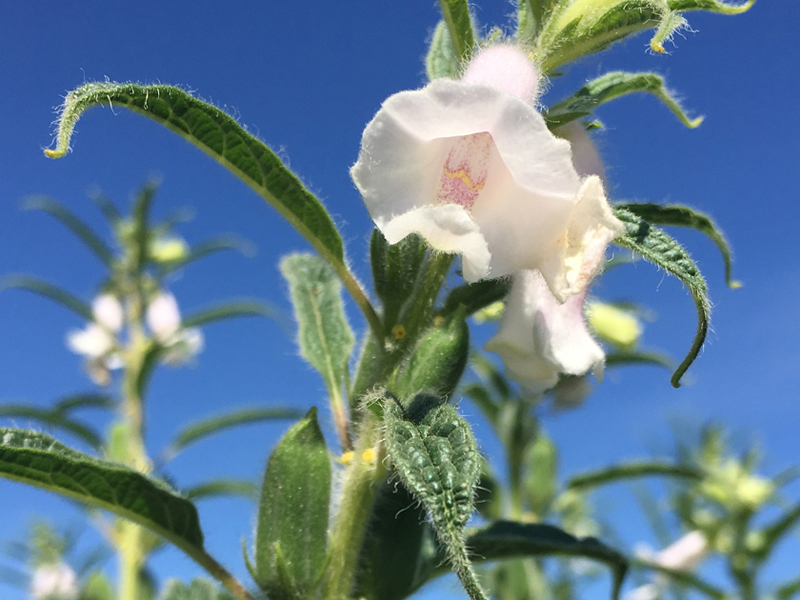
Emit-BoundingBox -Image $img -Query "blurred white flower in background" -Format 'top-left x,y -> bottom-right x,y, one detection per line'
146,291 -> 204,365
66,294 -> 124,385
352,44 -> 624,301
629,531 -> 709,600
30,562 -> 79,600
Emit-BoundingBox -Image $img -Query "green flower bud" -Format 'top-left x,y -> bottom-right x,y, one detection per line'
586,301 -> 643,349
150,235 -> 190,264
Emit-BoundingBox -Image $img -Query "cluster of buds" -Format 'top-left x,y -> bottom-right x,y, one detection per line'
352,44 -> 624,394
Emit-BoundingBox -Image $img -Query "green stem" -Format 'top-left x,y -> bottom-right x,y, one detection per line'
323,416 -> 386,600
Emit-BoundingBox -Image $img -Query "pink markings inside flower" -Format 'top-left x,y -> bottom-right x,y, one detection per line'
436,132 -> 493,210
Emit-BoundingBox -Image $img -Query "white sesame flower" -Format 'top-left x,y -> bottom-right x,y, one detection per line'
161,327 -> 205,366
91,294 -> 124,332
555,120 -> 607,182
30,562 -> 79,600
485,269 -> 605,393
66,323 -> 114,359
146,292 -> 182,343
65,294 -> 124,384
352,45 -> 624,301
655,530 -> 708,571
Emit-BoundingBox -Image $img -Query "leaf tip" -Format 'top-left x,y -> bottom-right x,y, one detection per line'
44,147 -> 66,159
729,279 -> 743,290
688,115 -> 705,128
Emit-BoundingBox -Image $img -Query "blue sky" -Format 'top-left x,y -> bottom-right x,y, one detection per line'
1,2 -> 798,599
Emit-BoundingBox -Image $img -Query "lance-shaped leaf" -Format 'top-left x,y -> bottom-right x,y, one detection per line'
518,0 -> 551,44
280,254 -> 354,401
53,394 -> 115,415
613,207 -> 710,387
90,191 -> 122,227
1,276 -> 92,321
752,501 -> 800,564
547,71 -> 703,129
605,351 -> 673,370
181,301 -> 280,329
616,202 -> 739,288
668,0 -> 754,13
255,408 -> 331,599
370,230 -> 426,329
23,197 -> 114,266
426,21 -> 460,81
536,0 -> 687,71
383,394 -> 487,600
0,405 -> 103,449
160,236 -> 254,274
566,461 -> 703,491
441,278 -> 511,318
184,479 -> 258,502
776,576 -> 800,600
44,82 -> 344,268
162,407 -> 304,462
132,182 -> 158,274
0,428 -> 204,550
458,522 -> 628,600
438,0 -> 474,64
161,579 -> 234,600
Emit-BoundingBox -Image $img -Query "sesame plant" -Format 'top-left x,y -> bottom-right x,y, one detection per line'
0,1 -> 772,600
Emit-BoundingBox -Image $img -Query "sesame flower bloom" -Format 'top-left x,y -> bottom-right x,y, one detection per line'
555,120 -> 607,183
352,45 -> 624,301
146,291 -> 203,365
629,531 -> 709,600
485,270 -> 604,394
66,294 -> 124,385
30,562 -> 79,600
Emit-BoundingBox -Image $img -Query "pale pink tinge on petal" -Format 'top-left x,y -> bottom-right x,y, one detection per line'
436,132 -> 493,209
556,121 -> 606,182
462,45 -> 541,103
147,292 -> 182,343
92,294 -> 124,332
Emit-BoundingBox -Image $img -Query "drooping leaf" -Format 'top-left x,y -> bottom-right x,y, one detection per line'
426,21 -> 461,81
616,202 -> 739,288
280,254 -> 354,401
605,351 -> 673,370
44,82 -> 344,267
566,461 -> 703,491
613,207 -> 710,387
370,230 -> 426,329
181,301 -> 280,329
383,394 -> 486,600
164,407 -> 304,460
184,479 -> 258,502
255,408 -> 331,599
22,197 -> 114,266
441,278 -> 511,318
547,71 -> 703,129
438,0 -> 474,64
0,428 -> 204,551
160,579 -> 235,600
1,276 -> 92,321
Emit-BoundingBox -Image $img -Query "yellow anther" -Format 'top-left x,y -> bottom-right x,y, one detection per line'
341,451 -> 355,465
391,324 -> 406,340
362,448 -> 377,463
433,315 -> 445,327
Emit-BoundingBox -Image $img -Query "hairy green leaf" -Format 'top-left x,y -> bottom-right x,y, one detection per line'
668,0 -> 754,13
613,207 -> 710,387
441,278 -> 511,318
160,579 -> 234,600
181,301 -> 279,329
616,202 -> 739,288
567,461 -> 703,491
1,276 -> 92,321
23,197 -> 114,266
184,479 -> 258,502
165,407 -> 304,460
547,71 -> 703,128
426,21 -> 460,81
0,428 -> 203,550
255,408 -> 331,599
280,254 -> 354,401
383,394 -> 486,600
518,0 -> 551,43
371,230 -> 427,329
438,0 -> 474,64
0,405 -> 103,449
44,82 -> 344,267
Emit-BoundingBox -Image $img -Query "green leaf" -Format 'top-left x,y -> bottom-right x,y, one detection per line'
280,254 -> 354,401
370,230 -> 426,328
160,579 -> 234,600
668,0 -> 754,13
255,408 -> 331,599
353,480 -> 435,600
181,301 -> 280,329
53,394 -> 115,414
164,407 -> 304,460
0,405 -> 103,449
1,276 -> 92,321
776,575 -> 800,600
631,558 -> 726,600
547,71 -> 703,129
613,207 -> 710,387
753,501 -> 800,564
161,236 -> 254,274
459,521 -> 628,600
0,428 -> 204,550
184,479 -> 258,502
438,0 -> 474,65
616,202 -> 739,288
441,278 -> 511,318
392,307 -> 470,401
475,459 -> 503,521
605,351 -> 673,370
132,182 -> 158,274
22,197 -> 114,266
527,432 -> 558,516
81,571 -> 116,600
89,191 -> 122,227
536,0 -> 686,73
566,461 -> 703,491
383,394 -> 486,600
518,0 -> 550,44
44,82 -> 344,267
426,21 -> 461,81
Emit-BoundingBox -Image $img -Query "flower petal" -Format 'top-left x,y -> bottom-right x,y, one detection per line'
146,292 -> 182,343
66,324 -> 114,359
92,294 -> 124,332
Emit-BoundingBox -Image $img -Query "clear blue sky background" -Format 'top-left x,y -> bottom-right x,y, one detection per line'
1,2 -> 798,599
